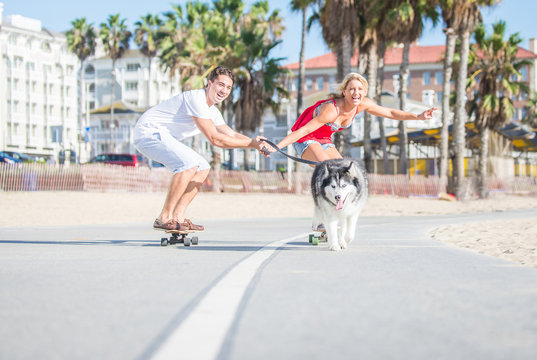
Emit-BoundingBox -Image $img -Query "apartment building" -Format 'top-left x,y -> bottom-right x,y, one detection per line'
0,3 -> 79,163
84,49 -> 178,157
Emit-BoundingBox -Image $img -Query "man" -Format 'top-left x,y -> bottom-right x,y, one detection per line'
134,66 -> 267,231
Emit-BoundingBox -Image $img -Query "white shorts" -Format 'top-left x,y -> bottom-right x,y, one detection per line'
134,130 -> 210,173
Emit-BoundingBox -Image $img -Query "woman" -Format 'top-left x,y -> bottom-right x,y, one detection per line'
276,72 -> 437,162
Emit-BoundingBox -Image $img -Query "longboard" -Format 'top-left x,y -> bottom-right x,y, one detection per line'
159,229 -> 201,247
308,230 -> 327,246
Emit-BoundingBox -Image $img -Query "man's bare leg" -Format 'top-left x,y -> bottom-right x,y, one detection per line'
172,168 -> 210,222
157,167 -> 197,223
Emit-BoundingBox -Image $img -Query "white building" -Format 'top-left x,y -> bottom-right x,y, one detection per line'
0,3 -> 79,163
83,49 -> 179,157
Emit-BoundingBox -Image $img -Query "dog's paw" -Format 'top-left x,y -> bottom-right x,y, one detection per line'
339,240 -> 348,250
328,244 -> 342,251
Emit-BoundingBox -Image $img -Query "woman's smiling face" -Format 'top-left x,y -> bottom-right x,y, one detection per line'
343,79 -> 366,106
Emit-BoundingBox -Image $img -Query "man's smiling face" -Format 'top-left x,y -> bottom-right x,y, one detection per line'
206,75 -> 233,106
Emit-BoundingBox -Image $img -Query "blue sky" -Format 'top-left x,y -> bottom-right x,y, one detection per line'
4,0 -> 536,64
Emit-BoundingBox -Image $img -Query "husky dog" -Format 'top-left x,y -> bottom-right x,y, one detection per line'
311,159 -> 368,251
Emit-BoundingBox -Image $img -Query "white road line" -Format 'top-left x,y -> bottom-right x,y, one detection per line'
151,233 -> 309,360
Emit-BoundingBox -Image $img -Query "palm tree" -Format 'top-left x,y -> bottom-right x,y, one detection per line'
158,4 -> 187,82
66,18 -> 96,163
449,0 -> 497,199
318,0 -> 358,82
290,0 -> 317,119
234,1 -> 288,169
467,21 -> 530,198
438,0 -> 459,191
383,1 -> 438,175
99,14 -> 132,152
134,13 -> 163,108
317,0 -> 360,158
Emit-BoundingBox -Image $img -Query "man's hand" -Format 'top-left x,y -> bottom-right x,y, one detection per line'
252,136 -> 275,157
417,107 -> 438,120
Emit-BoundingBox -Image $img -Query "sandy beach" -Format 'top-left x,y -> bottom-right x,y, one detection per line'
1,191 -> 536,268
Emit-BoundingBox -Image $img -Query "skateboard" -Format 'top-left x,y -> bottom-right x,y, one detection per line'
308,230 -> 327,246
160,229 -> 200,247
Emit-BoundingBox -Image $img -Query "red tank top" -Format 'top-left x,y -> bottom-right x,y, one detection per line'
291,99 -> 359,144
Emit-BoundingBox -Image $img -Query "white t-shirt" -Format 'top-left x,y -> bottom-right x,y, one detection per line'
134,88 -> 225,140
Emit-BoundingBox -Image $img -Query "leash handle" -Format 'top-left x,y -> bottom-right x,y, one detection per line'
261,139 -> 321,166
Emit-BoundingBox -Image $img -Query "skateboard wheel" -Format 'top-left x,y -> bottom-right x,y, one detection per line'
308,234 -> 313,243
191,236 -> 199,245
311,236 -> 319,246
161,238 -> 169,246
184,237 -> 191,247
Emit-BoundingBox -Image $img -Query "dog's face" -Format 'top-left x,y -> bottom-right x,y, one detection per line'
323,163 -> 360,210
323,174 -> 357,210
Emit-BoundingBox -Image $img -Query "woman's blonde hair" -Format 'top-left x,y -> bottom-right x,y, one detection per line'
328,72 -> 368,99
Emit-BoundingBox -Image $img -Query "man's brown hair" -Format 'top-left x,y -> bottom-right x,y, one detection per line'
208,66 -> 235,84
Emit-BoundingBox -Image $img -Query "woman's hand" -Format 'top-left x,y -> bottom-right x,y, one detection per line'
417,107 -> 438,120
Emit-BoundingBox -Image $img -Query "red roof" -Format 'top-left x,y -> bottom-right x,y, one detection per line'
285,44 -> 536,70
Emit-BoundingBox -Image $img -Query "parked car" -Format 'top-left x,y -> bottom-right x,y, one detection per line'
0,151 -> 22,164
87,153 -> 148,167
2,151 -> 36,163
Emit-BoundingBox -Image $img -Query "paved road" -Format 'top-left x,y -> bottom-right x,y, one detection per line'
1,209 -> 537,360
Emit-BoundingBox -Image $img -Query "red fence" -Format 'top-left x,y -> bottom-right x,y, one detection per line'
1,163 -> 536,197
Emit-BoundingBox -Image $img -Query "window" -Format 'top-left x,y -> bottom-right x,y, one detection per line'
435,71 -> 443,85
42,42 -> 52,53
316,77 -> 324,90
407,73 -> 411,87
294,78 -> 299,91
125,81 -> 138,91
423,72 -> 431,85
126,63 -> 141,72
521,67 -> 528,81
436,91 -> 443,104
51,126 -> 62,143
85,65 -> 95,75
14,56 -> 23,68
89,83 -> 95,93
306,78 -> 313,91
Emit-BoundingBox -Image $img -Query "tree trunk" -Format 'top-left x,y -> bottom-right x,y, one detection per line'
440,28 -> 456,193
376,41 -> 389,173
110,60 -> 116,152
357,49 -> 368,75
78,59 -> 85,163
296,8 -> 306,119
453,30 -> 471,200
363,42 -> 377,172
398,40 -> 410,175
477,126 -> 489,199
341,31 -> 352,77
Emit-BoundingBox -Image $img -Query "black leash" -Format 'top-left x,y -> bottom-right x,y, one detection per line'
261,139 -> 321,166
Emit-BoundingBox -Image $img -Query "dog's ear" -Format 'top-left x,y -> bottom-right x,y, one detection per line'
345,161 -> 361,178
312,162 -> 329,195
